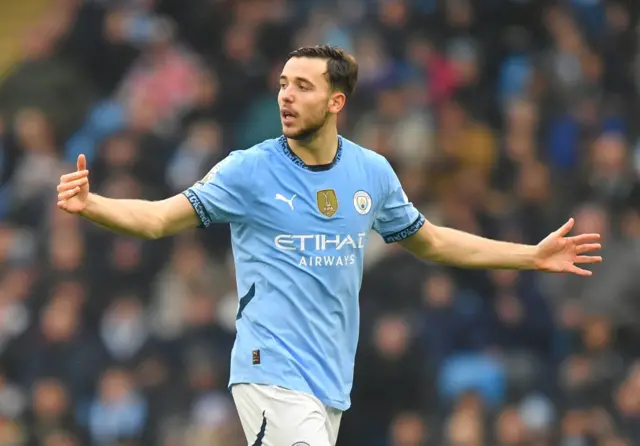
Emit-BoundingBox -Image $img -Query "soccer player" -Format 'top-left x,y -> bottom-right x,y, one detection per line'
56,46 -> 602,446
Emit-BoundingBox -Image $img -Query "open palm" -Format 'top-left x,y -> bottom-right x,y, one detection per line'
535,218 -> 602,276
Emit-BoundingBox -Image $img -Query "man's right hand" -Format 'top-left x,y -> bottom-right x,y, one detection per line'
57,154 -> 90,214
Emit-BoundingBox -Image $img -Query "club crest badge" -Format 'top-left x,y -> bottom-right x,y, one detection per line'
353,190 -> 372,215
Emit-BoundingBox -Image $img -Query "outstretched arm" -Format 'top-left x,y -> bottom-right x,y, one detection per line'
80,193 -> 199,239
399,218 -> 602,276
57,154 -> 200,239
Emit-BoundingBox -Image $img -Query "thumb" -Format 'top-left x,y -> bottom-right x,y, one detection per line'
77,154 -> 86,172
557,218 -> 575,236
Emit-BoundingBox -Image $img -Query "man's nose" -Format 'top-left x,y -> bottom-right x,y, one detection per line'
281,86 -> 294,103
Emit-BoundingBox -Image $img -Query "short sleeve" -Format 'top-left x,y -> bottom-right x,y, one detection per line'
373,159 -> 426,243
182,151 -> 250,227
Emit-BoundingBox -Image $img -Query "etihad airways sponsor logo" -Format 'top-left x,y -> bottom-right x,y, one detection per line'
274,232 -> 366,267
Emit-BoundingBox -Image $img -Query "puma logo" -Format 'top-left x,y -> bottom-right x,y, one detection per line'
275,193 -> 296,210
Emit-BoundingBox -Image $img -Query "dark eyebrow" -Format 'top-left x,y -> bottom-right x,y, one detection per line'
279,75 -> 315,86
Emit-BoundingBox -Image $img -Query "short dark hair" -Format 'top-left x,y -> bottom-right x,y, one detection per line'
287,45 -> 358,98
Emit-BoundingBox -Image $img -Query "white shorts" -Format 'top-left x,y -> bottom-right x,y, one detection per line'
231,383 -> 342,446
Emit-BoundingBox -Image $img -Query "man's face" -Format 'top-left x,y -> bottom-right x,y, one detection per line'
278,57 -> 336,140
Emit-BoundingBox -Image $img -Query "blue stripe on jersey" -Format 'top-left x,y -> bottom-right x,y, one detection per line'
236,283 -> 256,320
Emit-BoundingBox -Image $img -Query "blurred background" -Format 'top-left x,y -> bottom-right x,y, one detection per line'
1,0 -> 640,445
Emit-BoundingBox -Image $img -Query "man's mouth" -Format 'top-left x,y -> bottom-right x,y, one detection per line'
281,110 -> 296,125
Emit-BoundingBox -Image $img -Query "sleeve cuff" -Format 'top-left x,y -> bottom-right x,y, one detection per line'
382,214 -> 426,244
183,189 -> 212,228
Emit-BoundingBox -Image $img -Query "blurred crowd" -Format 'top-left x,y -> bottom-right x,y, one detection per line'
1,0 -> 640,445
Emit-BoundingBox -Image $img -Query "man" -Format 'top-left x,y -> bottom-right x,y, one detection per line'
56,46 -> 602,446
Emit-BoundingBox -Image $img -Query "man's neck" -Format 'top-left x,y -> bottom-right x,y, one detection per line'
287,126 -> 339,166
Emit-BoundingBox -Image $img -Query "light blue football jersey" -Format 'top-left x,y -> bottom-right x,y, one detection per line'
183,136 -> 424,410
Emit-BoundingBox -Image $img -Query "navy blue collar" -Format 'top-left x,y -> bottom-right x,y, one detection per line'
277,135 -> 342,172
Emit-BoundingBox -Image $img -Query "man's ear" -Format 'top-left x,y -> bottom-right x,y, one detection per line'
329,92 -> 346,114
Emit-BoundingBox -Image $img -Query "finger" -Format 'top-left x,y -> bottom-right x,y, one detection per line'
58,187 -> 80,200
575,243 -> 601,254
57,200 -> 73,212
57,178 -> 88,192
58,200 -> 69,212
557,218 -> 575,236
575,255 -> 602,264
60,170 -> 89,183
567,265 -> 593,276
59,187 -> 80,200
77,154 -> 86,171
568,233 -> 601,245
